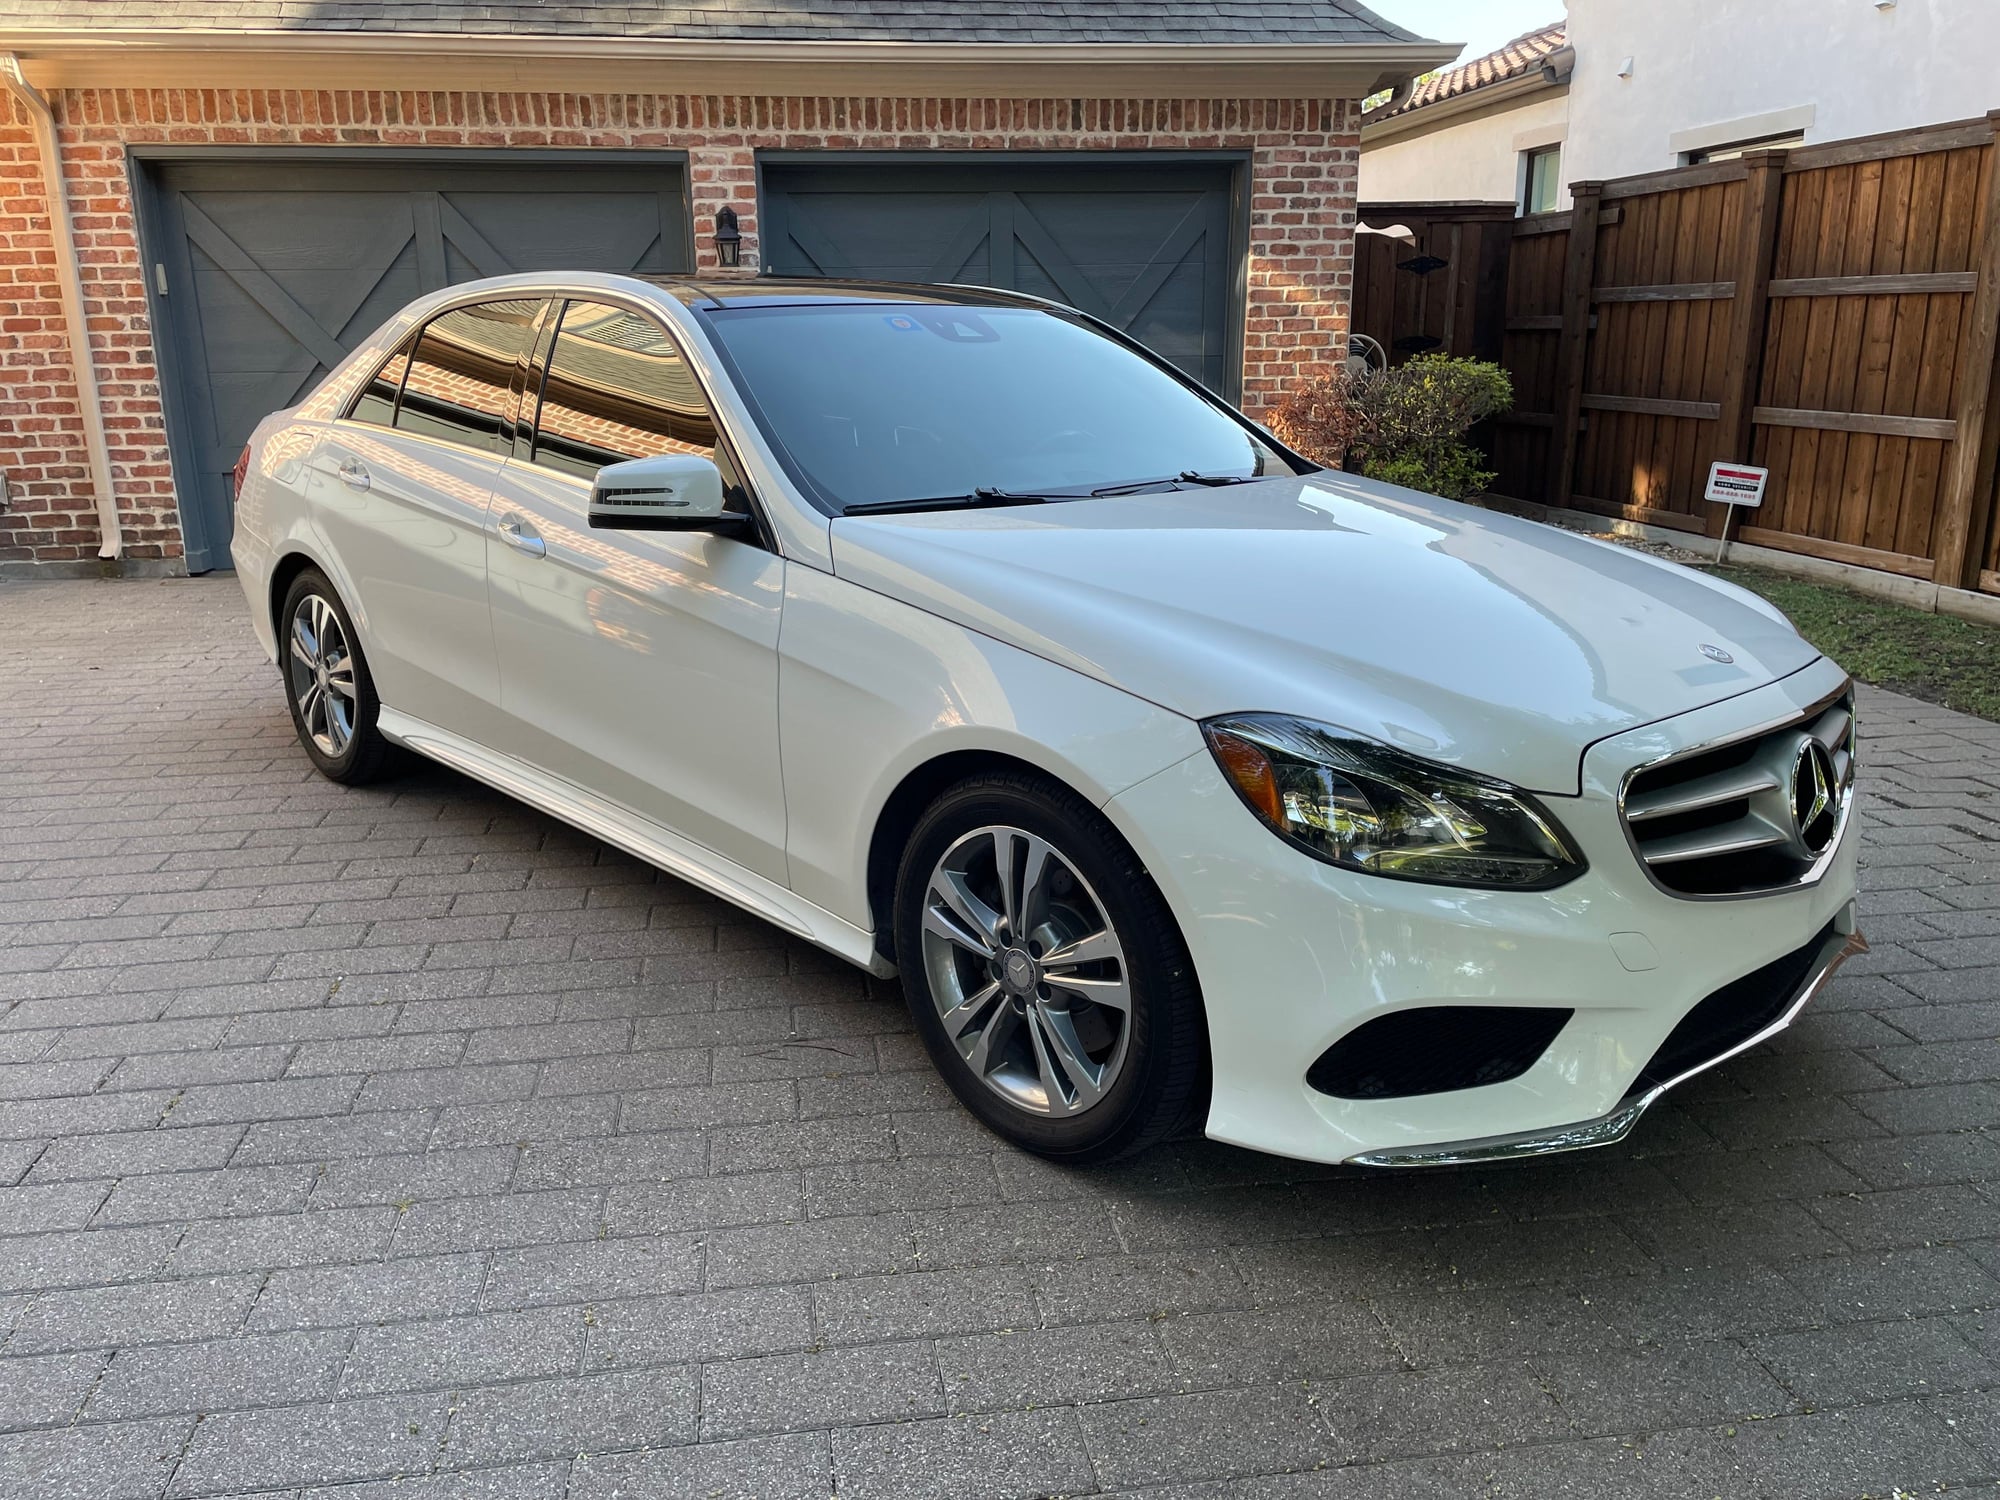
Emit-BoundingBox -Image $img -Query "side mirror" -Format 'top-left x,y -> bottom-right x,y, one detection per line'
587,453 -> 734,531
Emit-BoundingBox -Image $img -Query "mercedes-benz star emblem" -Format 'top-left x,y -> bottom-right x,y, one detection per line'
1002,949 -> 1036,993
1790,737 -> 1838,856
1699,643 -> 1735,664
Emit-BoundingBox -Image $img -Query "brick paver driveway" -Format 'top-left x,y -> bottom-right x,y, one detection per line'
2,576 -> 1999,1499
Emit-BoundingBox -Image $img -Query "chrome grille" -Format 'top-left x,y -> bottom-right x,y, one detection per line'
1621,692 -> 1855,897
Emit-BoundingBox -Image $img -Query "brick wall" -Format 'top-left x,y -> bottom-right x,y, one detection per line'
0,89 -> 1361,571
3,94 -> 173,568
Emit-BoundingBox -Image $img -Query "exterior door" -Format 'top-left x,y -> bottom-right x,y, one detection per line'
144,157 -> 690,570
483,299 -> 789,883
305,297 -> 542,743
760,160 -> 1238,396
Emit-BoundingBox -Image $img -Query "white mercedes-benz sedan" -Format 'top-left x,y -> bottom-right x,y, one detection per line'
232,272 -> 1863,1167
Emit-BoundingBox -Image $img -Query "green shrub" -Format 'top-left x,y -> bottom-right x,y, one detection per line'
1361,446 -> 1496,501
1362,356 -> 1512,456
1271,354 -> 1513,501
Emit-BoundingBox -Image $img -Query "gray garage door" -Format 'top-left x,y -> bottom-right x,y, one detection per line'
146,159 -> 690,571
760,160 -> 1239,398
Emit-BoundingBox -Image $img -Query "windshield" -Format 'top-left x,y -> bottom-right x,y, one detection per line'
701,302 -> 1305,513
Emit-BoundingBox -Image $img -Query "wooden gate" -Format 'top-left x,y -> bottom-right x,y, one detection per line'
1350,202 -> 1514,364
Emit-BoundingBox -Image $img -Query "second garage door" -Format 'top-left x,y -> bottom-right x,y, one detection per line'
760,160 -> 1240,398
145,157 -> 690,571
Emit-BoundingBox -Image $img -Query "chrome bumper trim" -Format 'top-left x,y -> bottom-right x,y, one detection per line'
1346,919 -> 1868,1169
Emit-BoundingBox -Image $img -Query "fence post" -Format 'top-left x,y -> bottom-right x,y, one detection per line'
1546,182 -> 1603,507
1933,111 -> 2000,591
1470,206 -> 1515,365
1706,148 -> 1789,539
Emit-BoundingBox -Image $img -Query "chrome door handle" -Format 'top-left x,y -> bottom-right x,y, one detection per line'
496,514 -> 546,559
334,458 -> 370,492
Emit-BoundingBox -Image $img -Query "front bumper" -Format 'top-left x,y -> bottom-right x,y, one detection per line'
1102,656 -> 1863,1166
1347,923 -> 1866,1166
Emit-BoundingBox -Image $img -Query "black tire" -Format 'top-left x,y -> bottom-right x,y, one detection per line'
277,568 -> 400,786
893,770 -> 1207,1164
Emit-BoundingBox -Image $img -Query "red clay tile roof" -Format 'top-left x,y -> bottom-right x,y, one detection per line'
1365,20 -> 1566,122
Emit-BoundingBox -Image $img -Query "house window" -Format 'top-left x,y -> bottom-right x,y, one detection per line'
1685,131 -> 1806,165
1521,145 -> 1562,216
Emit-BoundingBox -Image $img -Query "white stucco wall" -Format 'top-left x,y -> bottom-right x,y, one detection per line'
1563,0 -> 1997,182
1359,0 -> 1996,210
1358,90 -> 1570,207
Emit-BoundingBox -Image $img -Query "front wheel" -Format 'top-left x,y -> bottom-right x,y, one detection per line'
279,568 -> 399,785
893,772 -> 1207,1164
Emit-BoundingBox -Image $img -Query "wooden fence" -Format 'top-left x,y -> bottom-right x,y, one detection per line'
1353,111 -> 2000,594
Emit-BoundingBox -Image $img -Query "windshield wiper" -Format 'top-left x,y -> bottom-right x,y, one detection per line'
1091,470 -> 1261,497
842,487 -> 1062,517
843,470 -> 1262,514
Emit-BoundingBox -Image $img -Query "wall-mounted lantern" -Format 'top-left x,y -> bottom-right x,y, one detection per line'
714,205 -> 742,269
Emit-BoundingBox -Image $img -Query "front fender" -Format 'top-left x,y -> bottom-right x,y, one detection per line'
778,566 -> 1204,931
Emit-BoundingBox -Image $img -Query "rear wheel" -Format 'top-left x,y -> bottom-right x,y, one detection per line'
279,569 -> 398,785
893,772 -> 1206,1164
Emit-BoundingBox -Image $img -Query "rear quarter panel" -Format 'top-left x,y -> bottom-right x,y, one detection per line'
231,415 -> 330,662
230,311 -> 420,662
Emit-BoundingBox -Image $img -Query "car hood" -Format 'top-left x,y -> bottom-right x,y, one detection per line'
827,474 -> 1821,794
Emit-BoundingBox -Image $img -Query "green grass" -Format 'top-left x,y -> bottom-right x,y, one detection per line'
1707,563 -> 2000,722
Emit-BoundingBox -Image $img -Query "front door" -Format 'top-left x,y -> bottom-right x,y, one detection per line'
483,299 -> 789,884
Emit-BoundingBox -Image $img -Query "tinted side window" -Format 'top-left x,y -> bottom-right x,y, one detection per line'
348,343 -> 411,428
392,300 -> 539,452
529,300 -> 719,480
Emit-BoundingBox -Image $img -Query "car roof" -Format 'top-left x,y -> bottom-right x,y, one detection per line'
641,276 -> 1047,311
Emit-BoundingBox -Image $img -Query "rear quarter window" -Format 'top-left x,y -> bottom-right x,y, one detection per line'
347,344 -> 411,428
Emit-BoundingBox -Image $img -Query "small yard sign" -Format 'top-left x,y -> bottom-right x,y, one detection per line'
1704,462 -> 1769,507
1705,461 -> 1770,562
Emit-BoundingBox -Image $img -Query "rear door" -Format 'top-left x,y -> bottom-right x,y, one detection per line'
483,298 -> 790,883
306,297 -> 542,743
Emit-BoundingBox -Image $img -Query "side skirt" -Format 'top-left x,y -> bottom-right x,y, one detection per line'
377,707 -> 894,978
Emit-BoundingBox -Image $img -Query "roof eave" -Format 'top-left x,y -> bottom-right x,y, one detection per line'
1361,67 -> 1565,143
0,30 -> 1461,100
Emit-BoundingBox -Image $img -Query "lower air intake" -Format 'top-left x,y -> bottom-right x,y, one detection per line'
1623,920 -> 1837,1099
1307,1006 -> 1574,1100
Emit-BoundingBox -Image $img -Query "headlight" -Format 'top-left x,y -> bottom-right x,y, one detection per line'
1202,714 -> 1584,890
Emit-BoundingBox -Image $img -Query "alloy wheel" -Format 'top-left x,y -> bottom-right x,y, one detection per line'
918,824 -> 1133,1117
287,592 -> 358,758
